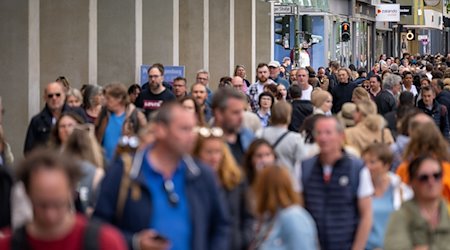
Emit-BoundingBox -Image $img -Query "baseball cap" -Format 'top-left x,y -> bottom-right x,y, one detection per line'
268,61 -> 281,68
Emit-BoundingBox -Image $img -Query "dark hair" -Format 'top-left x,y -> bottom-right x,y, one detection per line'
219,76 -> 233,89
397,107 -> 421,136
435,78 -> 445,90
300,114 -> 326,142
432,70 -> 444,79
148,63 -> 165,75
211,87 -> 246,111
398,91 -> 415,106
128,84 -> 141,95
243,139 -> 276,185
349,64 -> 357,71
258,92 -> 274,109
408,155 -> 442,180
50,112 -> 85,147
173,77 -> 187,85
420,78 -> 431,86
403,71 -> 413,78
289,84 -> 302,99
370,75 -> 382,84
257,63 -> 269,72
16,148 -> 83,193
421,85 -> 434,94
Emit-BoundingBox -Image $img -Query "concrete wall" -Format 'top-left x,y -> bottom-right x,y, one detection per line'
0,0 -> 29,160
0,0 -> 271,160
143,0 -> 173,67
98,0 -> 135,85
40,0 -> 89,91
235,0 -> 253,82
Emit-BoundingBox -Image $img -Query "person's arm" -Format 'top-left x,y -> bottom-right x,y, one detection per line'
23,119 -> 37,155
351,196 -> 372,250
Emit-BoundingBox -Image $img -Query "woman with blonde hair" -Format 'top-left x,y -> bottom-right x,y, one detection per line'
64,124 -> 105,214
192,126 -> 253,250
66,88 -> 83,108
351,86 -> 371,104
311,89 -> 333,115
344,99 -> 394,154
250,165 -> 318,250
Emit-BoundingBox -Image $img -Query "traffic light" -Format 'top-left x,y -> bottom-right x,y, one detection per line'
275,16 -> 290,50
341,21 -> 350,42
302,15 -> 312,44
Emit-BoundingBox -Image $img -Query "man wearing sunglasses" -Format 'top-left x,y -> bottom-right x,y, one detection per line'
94,102 -> 230,250
24,82 -> 86,154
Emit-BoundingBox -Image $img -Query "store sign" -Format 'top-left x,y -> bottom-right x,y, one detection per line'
376,4 -> 401,22
400,5 -> 412,16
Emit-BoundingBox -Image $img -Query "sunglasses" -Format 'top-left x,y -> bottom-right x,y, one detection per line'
195,127 -> 224,138
416,172 -> 442,183
117,135 -> 140,149
163,180 -> 179,207
47,93 -> 62,98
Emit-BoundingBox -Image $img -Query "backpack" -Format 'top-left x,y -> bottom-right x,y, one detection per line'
11,219 -> 102,250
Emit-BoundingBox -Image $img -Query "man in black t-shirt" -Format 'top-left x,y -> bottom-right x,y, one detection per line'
135,64 -> 176,118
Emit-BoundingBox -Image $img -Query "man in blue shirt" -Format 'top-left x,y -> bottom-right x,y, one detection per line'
94,102 -> 230,250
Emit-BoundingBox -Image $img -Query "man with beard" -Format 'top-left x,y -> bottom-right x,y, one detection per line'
212,88 -> 255,164
135,64 -> 176,118
247,63 -> 275,112
190,83 -> 212,122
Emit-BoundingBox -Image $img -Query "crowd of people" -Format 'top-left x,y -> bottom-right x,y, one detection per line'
1,52 -> 450,250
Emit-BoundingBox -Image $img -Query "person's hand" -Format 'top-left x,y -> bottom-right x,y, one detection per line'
137,229 -> 170,250
413,246 -> 429,250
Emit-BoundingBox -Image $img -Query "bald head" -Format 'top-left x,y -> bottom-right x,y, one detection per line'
44,82 -> 66,112
231,76 -> 244,92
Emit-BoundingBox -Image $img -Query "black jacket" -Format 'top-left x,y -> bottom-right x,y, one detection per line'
289,99 -> 313,132
375,89 -> 396,115
223,182 -> 254,250
417,99 -> 450,138
23,104 -> 86,154
0,166 -> 12,229
436,90 -> 450,132
331,81 -> 358,113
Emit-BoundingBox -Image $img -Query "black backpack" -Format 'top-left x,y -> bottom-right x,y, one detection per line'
11,219 -> 102,250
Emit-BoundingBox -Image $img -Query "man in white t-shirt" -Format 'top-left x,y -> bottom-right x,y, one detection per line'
296,68 -> 313,101
299,116 -> 373,250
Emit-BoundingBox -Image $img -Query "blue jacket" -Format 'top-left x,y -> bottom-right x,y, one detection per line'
259,205 -> 318,250
93,147 -> 231,250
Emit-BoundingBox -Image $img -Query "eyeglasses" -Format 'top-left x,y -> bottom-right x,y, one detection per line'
163,180 -> 179,206
194,126 -> 224,138
47,93 -> 62,98
417,172 -> 442,183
